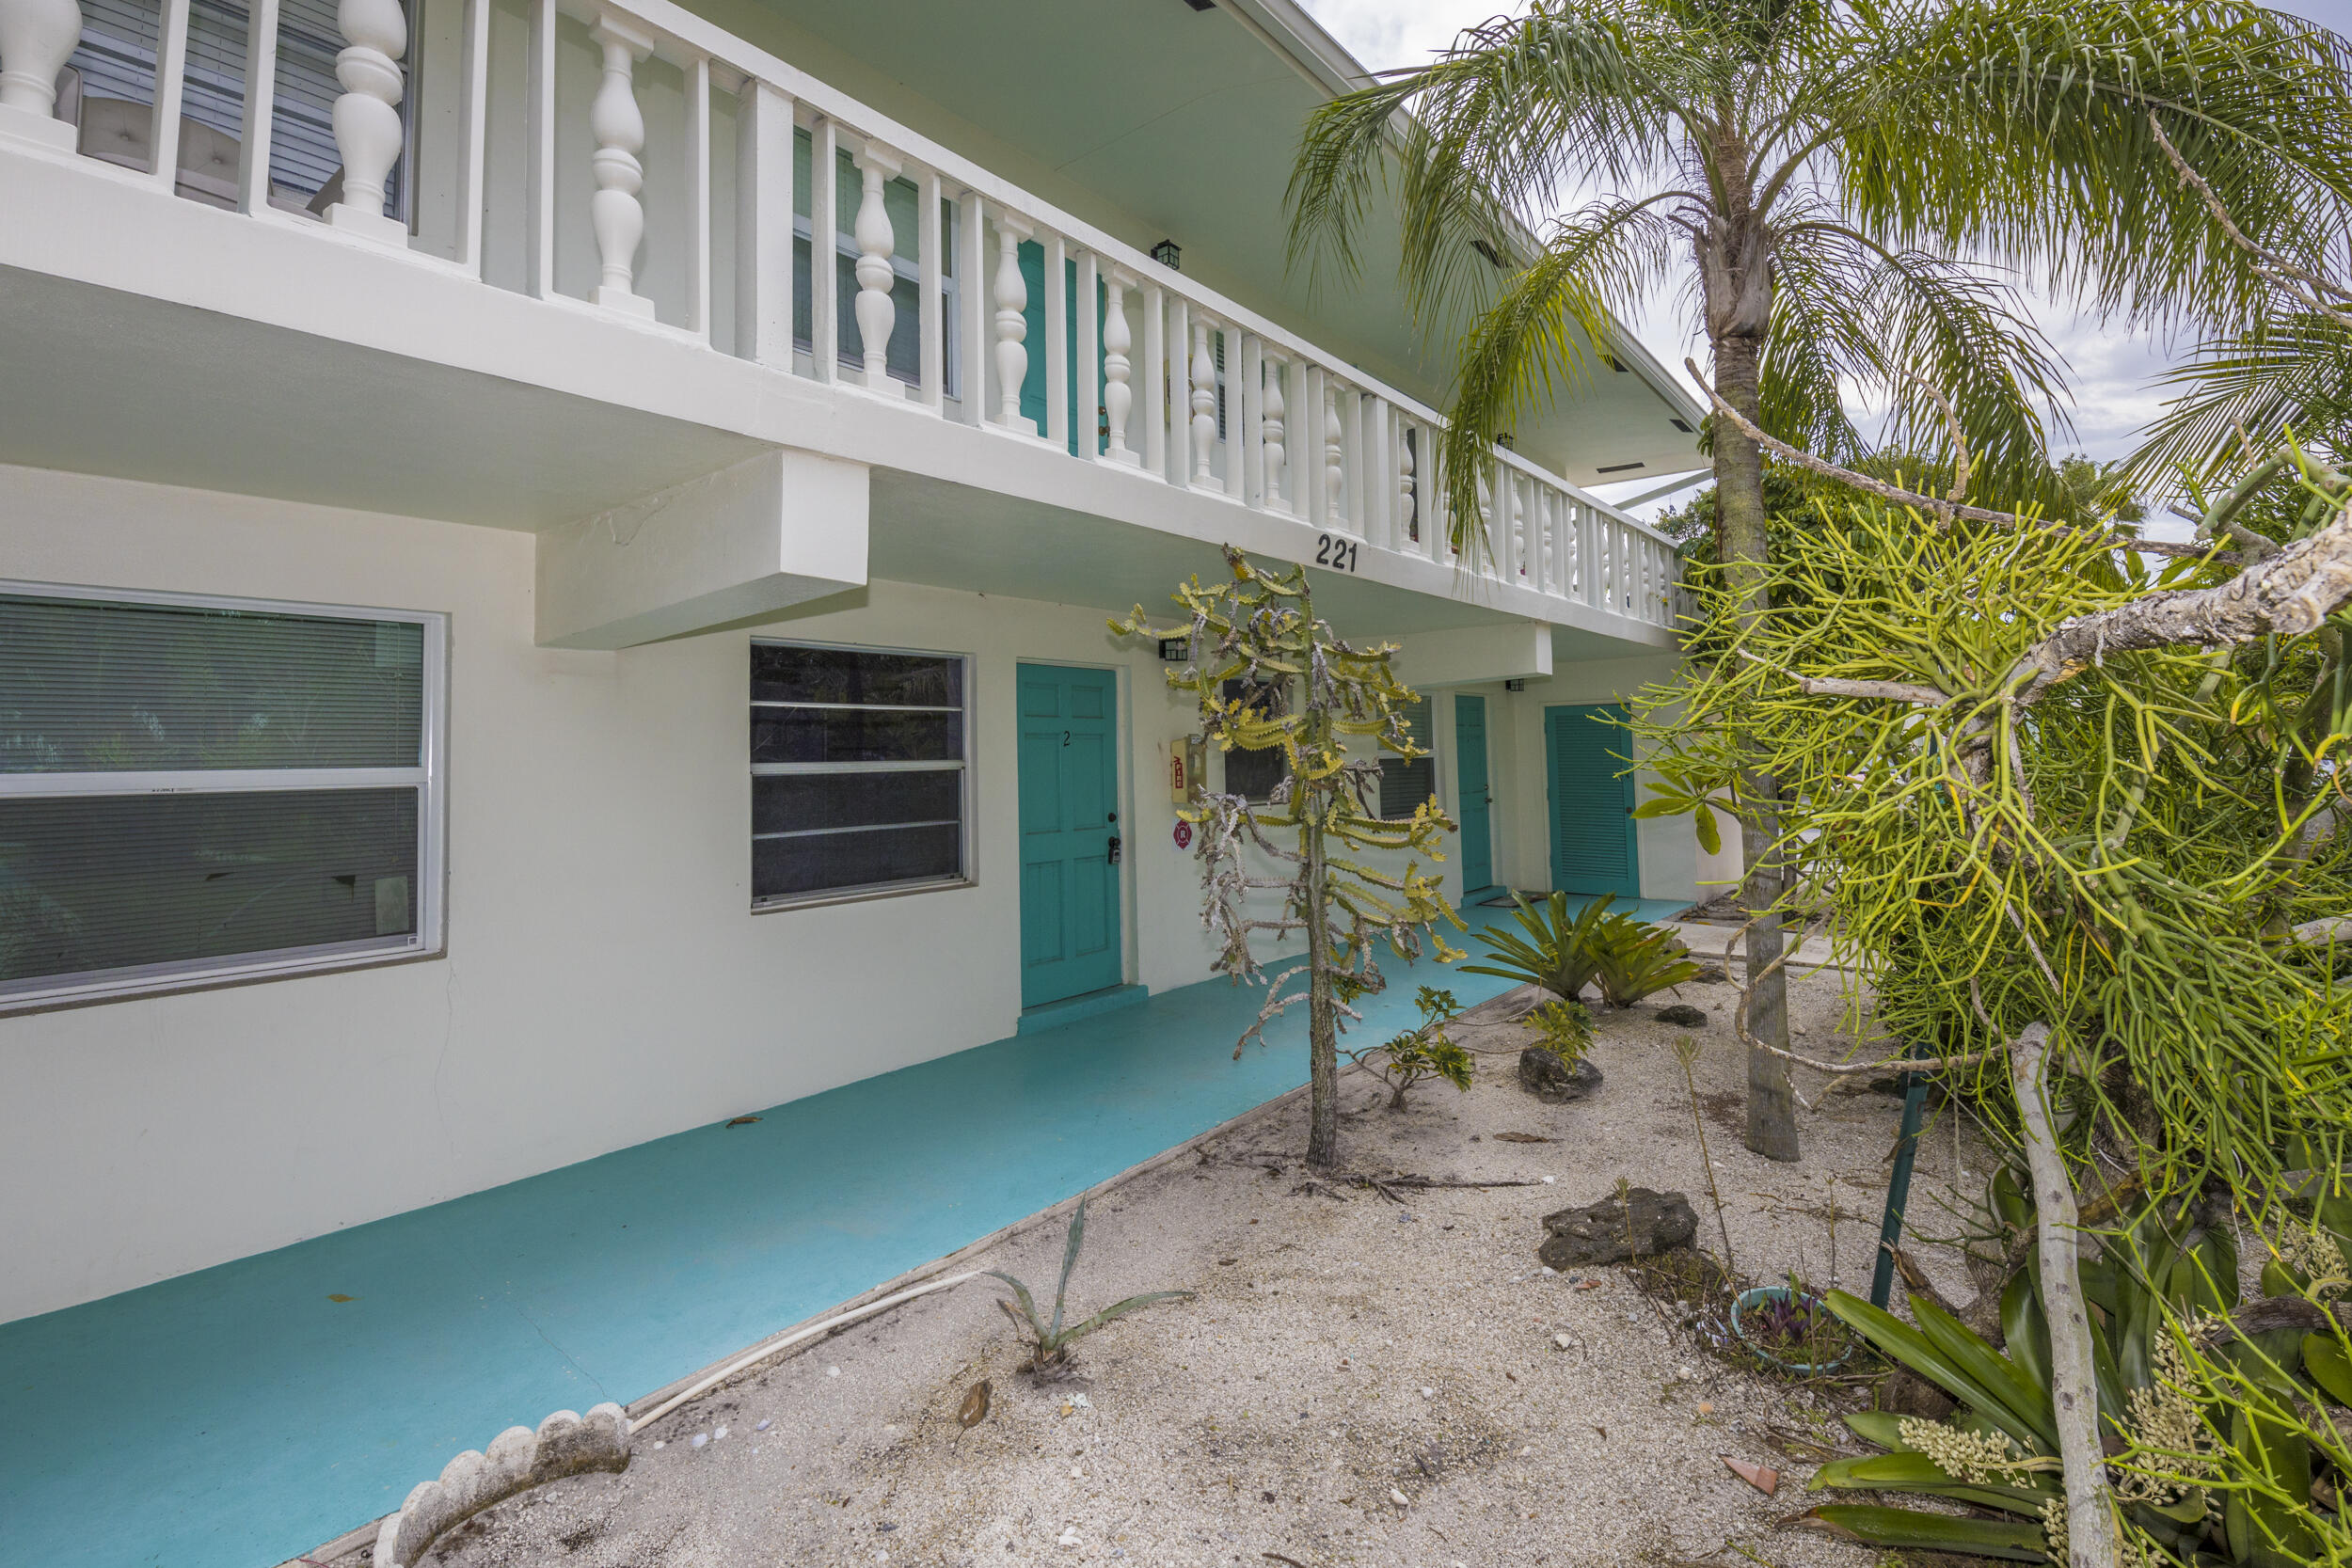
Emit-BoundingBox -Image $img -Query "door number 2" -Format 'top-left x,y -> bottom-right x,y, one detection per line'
1313,533 -> 1359,573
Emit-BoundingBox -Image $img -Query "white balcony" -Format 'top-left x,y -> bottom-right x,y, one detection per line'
0,0 -> 1686,654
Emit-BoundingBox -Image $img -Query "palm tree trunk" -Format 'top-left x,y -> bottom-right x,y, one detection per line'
1711,331 -> 1801,1163
1304,802 -> 1340,1169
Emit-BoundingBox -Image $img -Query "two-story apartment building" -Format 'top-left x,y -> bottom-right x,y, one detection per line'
0,0 -> 1725,1347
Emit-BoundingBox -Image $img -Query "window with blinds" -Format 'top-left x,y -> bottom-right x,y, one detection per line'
68,0 -> 392,206
1377,697 -> 1437,819
0,586 -> 445,1009
751,642 -> 971,905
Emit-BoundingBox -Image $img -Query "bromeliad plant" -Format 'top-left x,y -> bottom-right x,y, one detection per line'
1348,985 -> 1472,1110
987,1196 -> 1194,1385
1112,548 -> 1464,1170
1464,890 -> 1703,1006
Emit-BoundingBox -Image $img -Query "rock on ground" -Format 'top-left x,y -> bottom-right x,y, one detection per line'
1537,1187 -> 1700,1269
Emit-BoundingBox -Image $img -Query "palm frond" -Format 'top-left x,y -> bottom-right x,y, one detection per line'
2131,310 -> 2352,486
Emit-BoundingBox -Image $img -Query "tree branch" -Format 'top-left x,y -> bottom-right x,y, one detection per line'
1685,359 -> 2214,560
2288,915 -> 2352,946
2005,497 -> 2352,702
2149,114 -> 2352,328
2012,1022 -> 2122,1568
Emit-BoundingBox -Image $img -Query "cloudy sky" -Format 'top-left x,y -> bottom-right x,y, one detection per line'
1290,0 -> 2351,515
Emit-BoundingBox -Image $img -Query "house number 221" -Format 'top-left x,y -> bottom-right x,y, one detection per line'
1314,533 -> 1359,573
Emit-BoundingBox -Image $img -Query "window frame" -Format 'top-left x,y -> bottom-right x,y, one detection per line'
748,637 -> 976,912
0,578 -> 448,1013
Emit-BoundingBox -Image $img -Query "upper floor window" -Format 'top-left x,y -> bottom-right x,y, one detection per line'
0,584 -> 445,1011
751,641 -> 971,906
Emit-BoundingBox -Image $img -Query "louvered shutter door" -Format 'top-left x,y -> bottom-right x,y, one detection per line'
1547,705 -> 1638,895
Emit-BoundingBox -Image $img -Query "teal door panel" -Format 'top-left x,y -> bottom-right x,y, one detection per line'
1017,664 -> 1122,1006
1454,693 -> 1494,895
1544,704 -> 1640,897
1017,245 -> 1105,455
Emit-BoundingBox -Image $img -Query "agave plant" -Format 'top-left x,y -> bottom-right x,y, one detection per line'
987,1196 -> 1194,1383
1804,1170 -> 2352,1566
1460,891 -> 1624,1001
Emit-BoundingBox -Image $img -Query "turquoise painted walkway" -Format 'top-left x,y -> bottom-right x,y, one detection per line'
0,925 -> 1518,1568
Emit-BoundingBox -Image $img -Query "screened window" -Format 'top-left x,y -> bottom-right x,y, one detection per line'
751,642 -> 970,904
1377,696 -> 1437,818
0,584 -> 444,1010
1220,676 -> 1287,803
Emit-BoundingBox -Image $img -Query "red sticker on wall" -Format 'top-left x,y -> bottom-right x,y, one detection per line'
1173,819 -> 1193,849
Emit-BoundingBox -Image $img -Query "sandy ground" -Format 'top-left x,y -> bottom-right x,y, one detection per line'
388,966 -> 1998,1568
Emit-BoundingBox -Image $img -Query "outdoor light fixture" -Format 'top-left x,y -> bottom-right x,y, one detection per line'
1151,239 -> 1182,270
1504,679 -> 1527,692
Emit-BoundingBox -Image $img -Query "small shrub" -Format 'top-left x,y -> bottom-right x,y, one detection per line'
1462,891 -> 1623,999
1530,997 -> 1594,1064
1350,986 -> 1471,1110
987,1197 -> 1193,1383
1588,918 -> 1703,1006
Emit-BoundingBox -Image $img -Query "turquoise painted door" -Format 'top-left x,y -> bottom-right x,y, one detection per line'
1454,693 -> 1494,895
1545,705 -> 1640,896
1018,664 -> 1123,1006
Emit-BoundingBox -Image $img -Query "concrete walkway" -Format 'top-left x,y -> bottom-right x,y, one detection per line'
0,925 -> 1522,1568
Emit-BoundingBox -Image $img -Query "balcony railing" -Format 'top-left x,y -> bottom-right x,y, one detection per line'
0,0 -> 1685,630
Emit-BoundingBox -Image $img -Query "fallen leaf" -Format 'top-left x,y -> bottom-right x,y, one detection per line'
1574,1279 -> 1602,1291
1592,1425 -> 1607,1439
1503,1370 -> 1518,1382
725,1116 -> 761,1127
1492,1132 -> 1555,1144
1721,1455 -> 1780,1496
326,1294 -> 357,1304
1217,1258 -> 1239,1266
957,1380 -> 992,1429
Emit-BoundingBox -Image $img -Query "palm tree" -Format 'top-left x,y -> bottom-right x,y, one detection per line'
1288,0 -> 2352,1162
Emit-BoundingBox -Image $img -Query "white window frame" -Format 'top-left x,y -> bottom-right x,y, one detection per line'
0,579 -> 448,1012
749,638 -> 974,911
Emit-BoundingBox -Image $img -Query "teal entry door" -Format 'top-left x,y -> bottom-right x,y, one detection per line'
1544,704 -> 1640,897
1018,664 -> 1123,1007
1454,693 -> 1494,895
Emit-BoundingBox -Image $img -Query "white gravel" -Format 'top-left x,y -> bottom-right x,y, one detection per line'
390,966 -> 1993,1568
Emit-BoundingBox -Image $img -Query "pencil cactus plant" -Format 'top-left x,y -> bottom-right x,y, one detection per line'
1113,546 -> 1463,1169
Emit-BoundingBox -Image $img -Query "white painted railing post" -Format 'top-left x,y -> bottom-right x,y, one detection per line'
1102,264 -> 1138,464
1261,351 -> 1286,512
325,0 -> 409,244
1324,378 -> 1343,527
850,138 -> 902,389
585,15 -> 653,316
1397,415 -> 1416,546
953,188 -> 986,420
916,166 -> 943,408
735,79 -> 795,366
0,0 -> 81,151
1187,315 -> 1216,486
1140,280 -> 1167,477
992,211 -> 1034,435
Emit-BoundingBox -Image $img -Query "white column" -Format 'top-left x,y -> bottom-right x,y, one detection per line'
1261,353 -> 1286,512
734,80 -> 794,366
1324,381 -> 1344,527
324,0 -> 409,244
1188,316 -> 1216,485
1397,418 -> 1416,545
953,189 -> 987,421
0,0 -> 81,151
850,139 -> 902,390
993,211 -> 1034,435
916,166 -> 943,408
1102,265 -> 1137,464
585,16 -> 654,317
1140,281 -> 1167,477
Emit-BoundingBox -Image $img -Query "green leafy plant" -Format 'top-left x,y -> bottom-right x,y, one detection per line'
1350,985 -> 1471,1110
1530,996 -> 1594,1064
986,1196 -> 1194,1384
1113,549 -> 1463,1170
1461,890 -> 1622,1001
1587,918 -> 1704,1007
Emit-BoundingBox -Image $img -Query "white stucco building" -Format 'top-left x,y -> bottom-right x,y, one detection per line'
0,0 -> 1730,1328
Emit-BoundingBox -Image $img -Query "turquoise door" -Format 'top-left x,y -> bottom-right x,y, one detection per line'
1018,664 -> 1122,1006
1545,704 -> 1640,896
1454,693 -> 1494,895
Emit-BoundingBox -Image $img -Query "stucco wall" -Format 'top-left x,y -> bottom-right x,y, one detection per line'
0,463 -> 1708,1323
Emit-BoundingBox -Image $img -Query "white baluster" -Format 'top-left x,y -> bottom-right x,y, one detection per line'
850,140 -> 902,390
324,0 -> 409,244
1513,478 -> 1527,575
1261,355 -> 1286,510
584,16 -> 653,317
993,212 -> 1034,434
0,0 -> 82,150
1397,420 -> 1415,543
1324,383 -> 1343,527
1188,317 -> 1217,485
1102,265 -> 1137,464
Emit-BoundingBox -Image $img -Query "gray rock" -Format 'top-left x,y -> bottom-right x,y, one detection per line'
1654,1003 -> 1708,1028
1517,1047 -> 1603,1103
1536,1187 -> 1699,1269
1690,964 -> 1730,984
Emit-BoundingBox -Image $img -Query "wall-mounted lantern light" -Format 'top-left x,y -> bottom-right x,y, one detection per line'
1151,239 -> 1182,271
